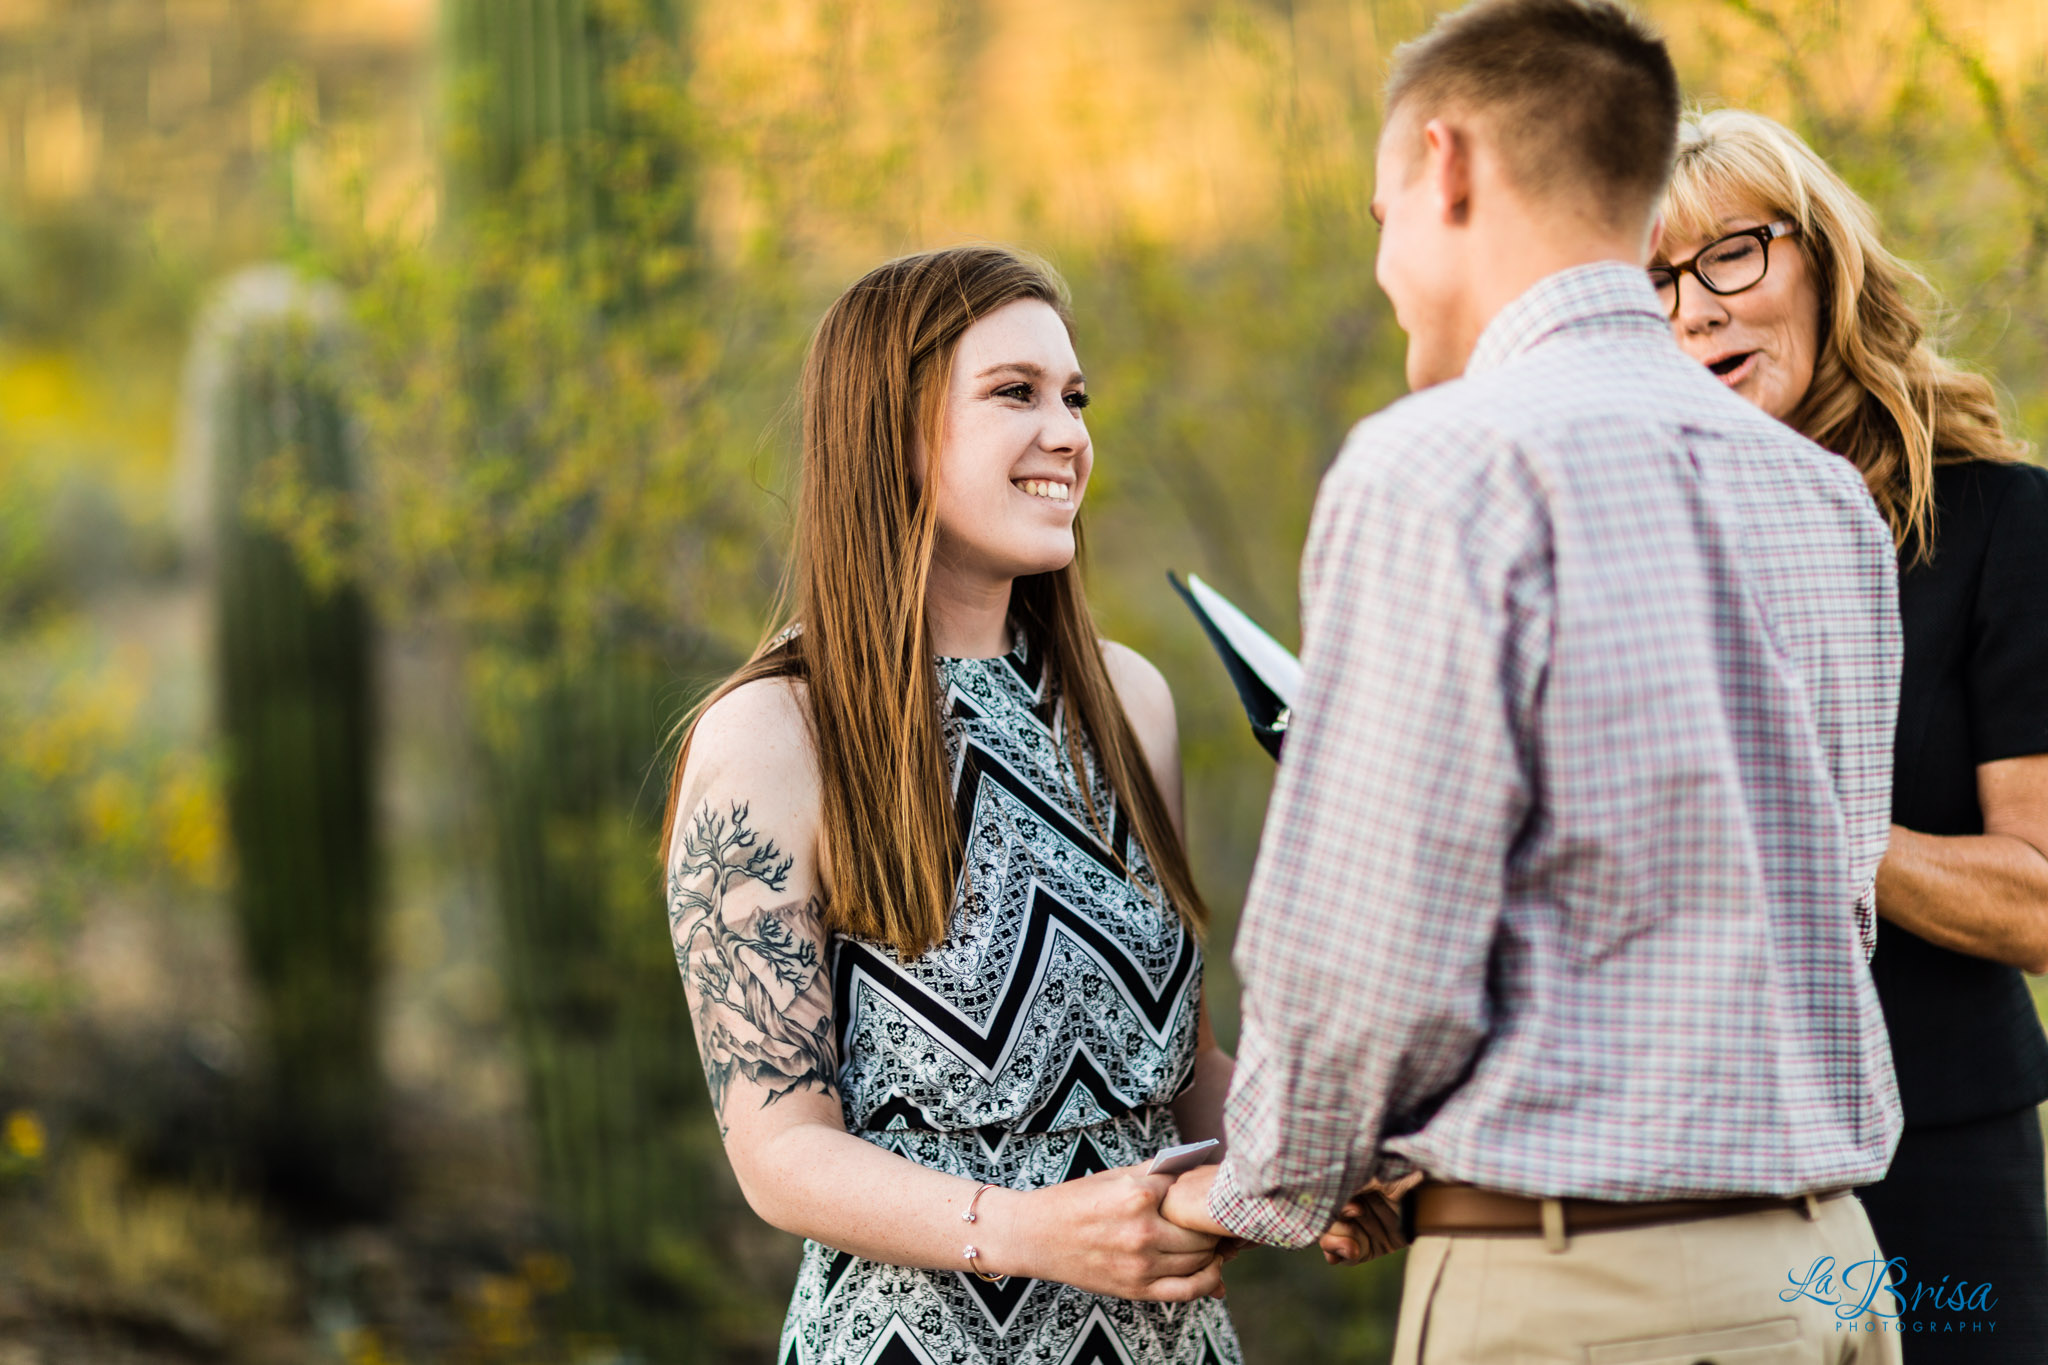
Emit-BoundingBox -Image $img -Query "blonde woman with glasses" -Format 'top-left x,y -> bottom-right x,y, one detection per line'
1656,107 -> 2048,1355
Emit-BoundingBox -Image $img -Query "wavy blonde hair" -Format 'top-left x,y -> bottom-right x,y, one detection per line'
1658,108 -> 2026,560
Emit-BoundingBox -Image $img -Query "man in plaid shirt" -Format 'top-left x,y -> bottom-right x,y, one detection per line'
1164,1 -> 1905,1359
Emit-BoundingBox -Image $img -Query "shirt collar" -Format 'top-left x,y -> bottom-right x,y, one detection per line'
1465,260 -> 1670,377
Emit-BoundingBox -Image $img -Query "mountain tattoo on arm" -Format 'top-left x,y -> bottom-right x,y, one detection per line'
668,801 -> 839,1137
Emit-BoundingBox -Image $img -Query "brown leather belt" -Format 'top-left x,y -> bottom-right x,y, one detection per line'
1410,1180 -> 1852,1238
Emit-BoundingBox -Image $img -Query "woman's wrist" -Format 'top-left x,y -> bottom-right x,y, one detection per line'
973,1185 -> 1037,1281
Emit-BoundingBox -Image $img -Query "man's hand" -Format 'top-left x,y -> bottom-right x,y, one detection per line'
1316,1173 -> 1421,1265
1159,1162 -> 1233,1238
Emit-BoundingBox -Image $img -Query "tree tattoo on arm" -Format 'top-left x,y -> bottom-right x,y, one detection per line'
668,801 -> 838,1135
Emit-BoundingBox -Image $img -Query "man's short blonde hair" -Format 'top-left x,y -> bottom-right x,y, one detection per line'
1387,0 -> 1680,228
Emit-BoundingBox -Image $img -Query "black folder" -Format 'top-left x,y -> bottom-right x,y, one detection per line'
1167,571 -> 1300,761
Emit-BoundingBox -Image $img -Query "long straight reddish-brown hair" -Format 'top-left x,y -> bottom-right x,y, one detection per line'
662,245 -> 1207,959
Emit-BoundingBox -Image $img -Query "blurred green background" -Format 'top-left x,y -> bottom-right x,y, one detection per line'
0,0 -> 2043,1361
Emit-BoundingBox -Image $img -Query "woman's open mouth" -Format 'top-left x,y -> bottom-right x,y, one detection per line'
1707,351 -> 1758,386
1013,478 -> 1072,504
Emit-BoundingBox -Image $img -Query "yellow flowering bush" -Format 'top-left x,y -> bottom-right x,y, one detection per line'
0,619 -> 225,959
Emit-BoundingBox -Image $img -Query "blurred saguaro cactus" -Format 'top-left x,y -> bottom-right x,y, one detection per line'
186,266 -> 385,1222
443,0 -> 696,295
438,0 -> 757,1355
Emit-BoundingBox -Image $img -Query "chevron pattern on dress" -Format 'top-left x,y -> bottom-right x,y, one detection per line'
776,638 -> 1240,1365
835,881 -> 1196,1077
832,670 -> 1198,1132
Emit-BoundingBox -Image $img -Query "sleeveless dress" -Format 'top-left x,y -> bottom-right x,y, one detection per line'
777,636 -> 1244,1365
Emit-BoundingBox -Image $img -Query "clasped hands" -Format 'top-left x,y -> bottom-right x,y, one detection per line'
1016,1161 -> 1412,1304
1158,1162 -> 1417,1269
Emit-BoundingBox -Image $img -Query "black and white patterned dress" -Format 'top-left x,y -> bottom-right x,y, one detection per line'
779,636 -> 1243,1365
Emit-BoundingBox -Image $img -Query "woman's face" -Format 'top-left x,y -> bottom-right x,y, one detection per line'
923,298 -> 1092,587
1658,197 -> 1823,422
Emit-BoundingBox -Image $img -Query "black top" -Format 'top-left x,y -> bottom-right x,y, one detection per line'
1871,458 -> 2048,1127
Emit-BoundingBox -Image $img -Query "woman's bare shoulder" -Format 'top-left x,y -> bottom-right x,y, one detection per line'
1098,640 -> 1177,739
692,674 -> 812,752
675,676 -> 822,858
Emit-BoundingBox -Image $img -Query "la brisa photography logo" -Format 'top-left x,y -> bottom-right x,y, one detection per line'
1783,1253 -> 1998,1338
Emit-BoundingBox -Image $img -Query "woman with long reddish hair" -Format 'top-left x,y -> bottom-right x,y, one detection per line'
661,246 -> 1245,1364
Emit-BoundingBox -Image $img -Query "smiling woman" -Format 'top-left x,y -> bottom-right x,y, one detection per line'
921,303 -> 1095,651
654,246 -> 1245,1365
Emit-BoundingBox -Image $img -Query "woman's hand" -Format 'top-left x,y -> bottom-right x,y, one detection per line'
992,1163 -> 1227,1301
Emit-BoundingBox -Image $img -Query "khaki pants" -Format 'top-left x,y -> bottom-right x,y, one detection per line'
1393,1193 -> 1906,1364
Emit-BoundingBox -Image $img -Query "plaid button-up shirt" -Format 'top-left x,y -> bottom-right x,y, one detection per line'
1209,263 -> 1903,1247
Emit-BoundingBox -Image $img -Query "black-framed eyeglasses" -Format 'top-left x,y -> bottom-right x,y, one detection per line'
1649,220 -> 1799,317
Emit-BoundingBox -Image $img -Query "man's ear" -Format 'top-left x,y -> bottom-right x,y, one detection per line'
1646,212 -> 1667,264
1422,117 -> 1471,227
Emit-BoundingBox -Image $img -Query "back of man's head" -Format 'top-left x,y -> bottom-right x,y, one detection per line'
1387,0 -> 1679,230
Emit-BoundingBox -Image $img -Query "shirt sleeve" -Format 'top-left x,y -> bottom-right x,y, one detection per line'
1207,433 -> 1535,1246
1801,458 -> 1897,964
1850,486 -> 1902,960
1969,464 -> 2048,764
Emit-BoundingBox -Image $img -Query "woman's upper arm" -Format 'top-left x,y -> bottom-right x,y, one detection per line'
667,680 -> 845,1161
1100,641 -> 1186,838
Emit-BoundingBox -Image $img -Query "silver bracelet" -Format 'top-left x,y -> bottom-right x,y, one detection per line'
960,1181 -> 1007,1284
